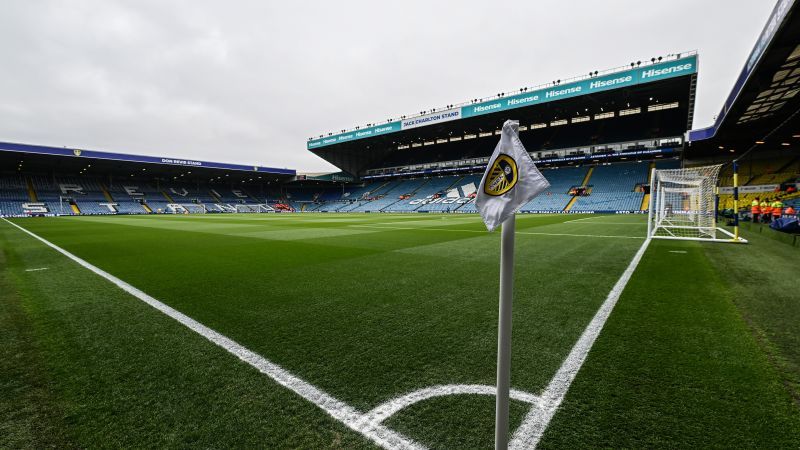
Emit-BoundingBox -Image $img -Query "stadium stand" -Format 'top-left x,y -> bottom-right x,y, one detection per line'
520,166 -> 587,212
0,175 -> 30,217
387,175 -> 463,212
0,156 -> 711,218
571,162 -> 649,212
350,178 -> 428,212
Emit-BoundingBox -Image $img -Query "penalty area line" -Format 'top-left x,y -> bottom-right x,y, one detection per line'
0,218 -> 422,450
509,236 -> 652,449
350,224 -> 644,239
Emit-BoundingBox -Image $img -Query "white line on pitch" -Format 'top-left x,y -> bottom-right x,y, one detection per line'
563,222 -> 646,226
509,237 -> 652,449
25,267 -> 49,272
562,216 -> 599,223
1,218 -> 422,450
349,224 -> 644,239
362,384 -> 539,428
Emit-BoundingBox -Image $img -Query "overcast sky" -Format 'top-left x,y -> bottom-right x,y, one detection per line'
0,1 -> 777,172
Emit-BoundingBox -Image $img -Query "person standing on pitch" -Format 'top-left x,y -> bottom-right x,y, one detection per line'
772,197 -> 784,221
751,197 -> 760,223
761,198 -> 771,223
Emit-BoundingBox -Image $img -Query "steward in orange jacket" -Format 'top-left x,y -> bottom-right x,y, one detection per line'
751,198 -> 761,222
771,199 -> 784,218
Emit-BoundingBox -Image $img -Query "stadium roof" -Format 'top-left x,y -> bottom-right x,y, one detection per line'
688,0 -> 800,156
309,53 -> 697,177
0,141 -> 295,182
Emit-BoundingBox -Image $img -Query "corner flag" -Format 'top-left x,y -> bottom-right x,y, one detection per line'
476,120 -> 549,231
476,120 -> 548,450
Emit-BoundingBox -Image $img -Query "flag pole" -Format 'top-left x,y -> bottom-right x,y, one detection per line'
495,213 -> 516,450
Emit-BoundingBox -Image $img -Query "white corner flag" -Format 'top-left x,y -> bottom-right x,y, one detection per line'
476,120 -> 550,231
476,120 -> 548,450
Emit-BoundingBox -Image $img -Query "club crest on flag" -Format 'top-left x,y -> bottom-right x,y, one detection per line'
485,154 -> 518,196
476,120 -> 550,232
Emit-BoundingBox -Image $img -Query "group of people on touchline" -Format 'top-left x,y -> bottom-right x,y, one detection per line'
750,197 -> 796,223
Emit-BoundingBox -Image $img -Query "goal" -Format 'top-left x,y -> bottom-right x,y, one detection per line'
234,204 -> 274,213
647,164 -> 747,243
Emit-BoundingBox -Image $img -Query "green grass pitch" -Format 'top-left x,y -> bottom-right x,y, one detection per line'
1,213 -> 798,448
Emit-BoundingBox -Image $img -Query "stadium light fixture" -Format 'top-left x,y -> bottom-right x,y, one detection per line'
756,141 -> 765,144
729,149 -> 735,153
782,142 -> 791,146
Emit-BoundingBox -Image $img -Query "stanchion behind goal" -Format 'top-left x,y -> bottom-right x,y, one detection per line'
647,164 -> 747,244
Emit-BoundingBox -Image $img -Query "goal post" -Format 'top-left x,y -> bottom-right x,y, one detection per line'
647,164 -> 747,243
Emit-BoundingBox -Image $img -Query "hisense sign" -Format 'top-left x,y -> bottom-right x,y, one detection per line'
308,55 -> 698,149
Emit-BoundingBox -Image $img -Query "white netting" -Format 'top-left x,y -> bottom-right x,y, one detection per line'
234,204 -> 273,213
648,164 -> 724,241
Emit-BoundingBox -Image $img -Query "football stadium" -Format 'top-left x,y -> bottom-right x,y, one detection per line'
2,1 -> 800,449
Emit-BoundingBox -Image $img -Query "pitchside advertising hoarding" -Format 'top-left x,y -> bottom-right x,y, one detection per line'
308,55 -> 698,149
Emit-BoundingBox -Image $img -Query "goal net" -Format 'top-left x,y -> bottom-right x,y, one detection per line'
648,164 -> 746,243
234,204 -> 274,213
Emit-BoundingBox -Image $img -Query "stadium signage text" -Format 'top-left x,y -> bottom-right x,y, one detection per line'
719,184 -> 779,194
309,55 -> 698,149
402,109 -> 461,129
408,196 -> 473,206
161,158 -> 203,167
640,63 -> 693,79
590,75 -> 632,89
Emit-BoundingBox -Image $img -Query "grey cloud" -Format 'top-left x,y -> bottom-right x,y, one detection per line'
0,1 -> 775,172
